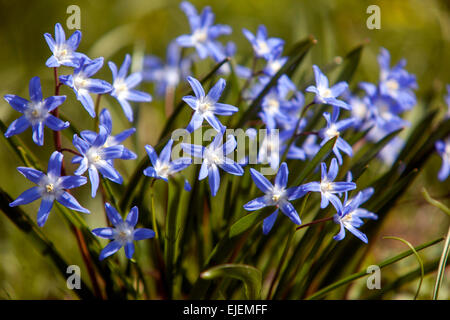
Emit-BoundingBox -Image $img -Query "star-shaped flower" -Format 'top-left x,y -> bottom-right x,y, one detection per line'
306,65 -> 349,110
333,188 -> 378,243
4,77 -> 68,146
144,138 -> 192,183
181,131 -> 243,196
9,151 -> 89,227
176,1 -> 231,59
302,158 -> 356,213
60,57 -> 113,117
109,54 -> 152,122
242,25 -> 284,60
183,76 -> 238,133
92,203 -> 155,260
244,163 -> 307,234
44,23 -> 86,68
72,126 -> 125,197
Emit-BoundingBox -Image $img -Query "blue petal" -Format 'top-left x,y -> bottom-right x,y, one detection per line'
275,162 -> 289,188
262,209 -> 279,235
345,224 -> 368,243
125,89 -> 151,102
59,175 -> 87,189
17,167 -> 44,184
118,54 -> 131,79
32,122 -> 44,146
4,94 -> 29,113
4,116 -> 30,138
67,30 -> 81,50
186,76 -> 205,98
171,157 -> 192,172
92,227 -> 115,239
204,114 -> 225,132
327,158 -> 339,181
56,191 -> 90,213
219,161 -> 244,176
279,201 -> 301,225
44,33 -> 55,52
77,91 -> 96,117
213,103 -> 238,116
47,151 -> 63,177
93,125 -> 108,147
249,168 -> 273,193
88,166 -> 100,197
208,165 -> 220,196
86,79 -> 112,94
9,186 -> 42,207
133,228 -> 156,240
102,145 -> 125,159
45,115 -> 69,131
186,111 -> 204,133
29,77 -> 43,102
301,181 -> 321,193
44,95 -> 66,112
82,57 -> 104,78
126,206 -> 139,227
243,196 -> 267,211
114,128 -> 135,143
124,242 -> 135,259
181,143 -> 205,158
105,203 -> 123,226
160,139 -> 174,163
117,98 -> 134,122
99,108 -> 113,133
97,161 -> 123,184
124,72 -> 142,88
54,23 -> 65,45
333,222 -> 346,241
207,78 -> 226,102
99,241 -> 122,260
199,161 -> 209,180
37,198 -> 54,227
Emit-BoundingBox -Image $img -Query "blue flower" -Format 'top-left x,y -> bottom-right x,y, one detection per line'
60,57 -> 113,118
109,54 -> 152,122
181,132 -> 244,196
302,158 -> 356,213
142,41 -> 192,96
44,23 -> 86,68
210,41 -> 252,79
72,125 -> 125,197
144,139 -> 192,183
183,76 -> 238,133
262,45 -> 287,77
4,77 -> 68,146
435,138 -> 450,181
243,163 -> 307,234
306,65 -> 349,110
176,1 -> 232,59
77,108 -> 137,160
242,25 -> 284,60
377,48 -> 417,112
9,151 -> 89,227
92,203 -> 155,260
333,188 -> 378,243
445,84 -> 450,119
319,108 -> 355,165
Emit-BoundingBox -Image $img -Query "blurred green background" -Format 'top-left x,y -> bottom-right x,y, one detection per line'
0,0 -> 449,299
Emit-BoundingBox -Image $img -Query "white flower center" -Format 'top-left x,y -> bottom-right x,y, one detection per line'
54,45 -> 71,62
270,186 -> 286,204
352,100 -> 367,119
192,29 -> 208,43
74,75 -> 89,91
197,97 -> 214,114
320,180 -> 333,193
86,148 -> 102,164
267,60 -> 282,74
165,67 -> 180,86
386,79 -> 399,91
320,88 -> 333,99
325,124 -> 340,138
266,97 -> 280,114
25,101 -> 47,124
39,175 -> 62,199
256,40 -> 270,56
114,80 -> 128,98
154,160 -> 172,179
114,222 -> 134,244
205,148 -> 223,165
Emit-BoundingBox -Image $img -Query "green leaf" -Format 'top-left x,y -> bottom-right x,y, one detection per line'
229,209 -> 273,238
307,237 -> 443,300
433,225 -> 450,300
383,236 -> 424,300
421,188 -> 450,217
334,43 -> 365,84
201,264 -> 262,299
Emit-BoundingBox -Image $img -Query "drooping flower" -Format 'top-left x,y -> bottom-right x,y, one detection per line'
183,76 -> 238,133
92,203 -> 155,260
109,54 -> 152,122
242,25 -> 284,60
319,108 -> 355,165
302,158 -> 356,213
77,108 -> 137,160
333,188 -> 378,243
244,163 -> 307,234
306,65 -> 349,110
176,1 -> 232,59
435,138 -> 450,181
9,151 -> 89,227
44,23 -> 86,68
181,131 -> 244,196
59,57 -> 113,117
4,77 -> 68,146
142,41 -> 192,96
72,125 -> 125,197
143,139 -> 192,184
